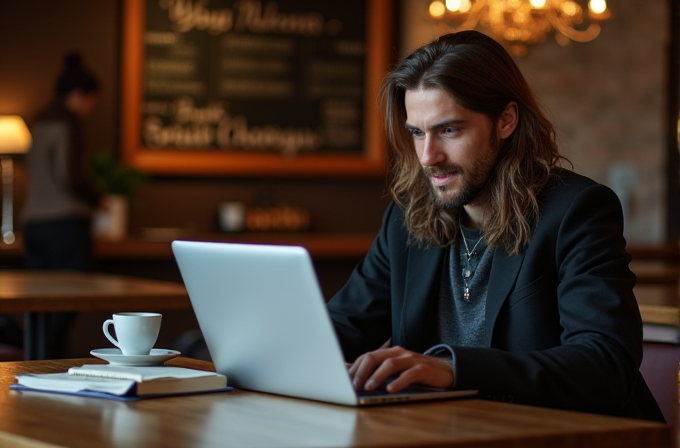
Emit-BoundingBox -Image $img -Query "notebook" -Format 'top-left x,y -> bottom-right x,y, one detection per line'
171,240 -> 477,406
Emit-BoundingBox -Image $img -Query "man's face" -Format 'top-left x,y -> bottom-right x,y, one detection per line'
404,87 -> 500,209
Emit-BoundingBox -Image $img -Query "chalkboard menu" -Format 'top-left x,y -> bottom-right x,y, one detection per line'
121,0 -> 393,176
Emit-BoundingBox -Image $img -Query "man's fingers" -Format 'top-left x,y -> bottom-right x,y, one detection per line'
349,346 -> 406,390
359,347 -> 414,390
350,351 -> 386,390
386,357 -> 454,392
347,347 -> 454,392
384,364 -> 427,393
363,353 -> 411,390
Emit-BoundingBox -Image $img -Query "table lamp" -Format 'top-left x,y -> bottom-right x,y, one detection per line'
0,116 -> 32,244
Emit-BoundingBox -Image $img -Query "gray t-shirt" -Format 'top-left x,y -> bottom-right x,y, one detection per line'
437,226 -> 494,348
21,120 -> 93,223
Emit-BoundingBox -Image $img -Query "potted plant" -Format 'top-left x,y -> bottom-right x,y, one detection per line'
90,149 -> 146,240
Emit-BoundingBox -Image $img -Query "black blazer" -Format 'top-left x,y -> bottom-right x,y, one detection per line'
328,169 -> 664,422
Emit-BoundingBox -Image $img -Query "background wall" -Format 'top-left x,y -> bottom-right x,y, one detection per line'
0,1 -> 120,160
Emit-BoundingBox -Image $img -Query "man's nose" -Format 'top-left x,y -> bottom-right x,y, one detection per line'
419,137 -> 445,167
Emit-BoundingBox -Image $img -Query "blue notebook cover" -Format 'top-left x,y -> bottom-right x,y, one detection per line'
10,383 -> 234,401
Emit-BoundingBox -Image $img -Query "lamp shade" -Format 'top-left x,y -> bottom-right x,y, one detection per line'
0,115 -> 31,154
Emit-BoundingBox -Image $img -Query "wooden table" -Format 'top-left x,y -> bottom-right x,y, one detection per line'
0,358 -> 672,448
0,271 -> 190,360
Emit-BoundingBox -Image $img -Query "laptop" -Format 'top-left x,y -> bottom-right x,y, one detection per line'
171,240 -> 477,406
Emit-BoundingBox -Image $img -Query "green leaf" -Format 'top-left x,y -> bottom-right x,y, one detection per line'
90,149 -> 146,199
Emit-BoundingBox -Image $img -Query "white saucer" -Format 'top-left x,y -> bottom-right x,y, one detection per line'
90,348 -> 181,366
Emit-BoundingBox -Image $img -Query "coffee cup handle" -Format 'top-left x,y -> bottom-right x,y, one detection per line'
103,319 -> 121,349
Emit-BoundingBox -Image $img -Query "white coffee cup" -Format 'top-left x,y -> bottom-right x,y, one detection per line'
218,202 -> 246,232
103,312 -> 162,356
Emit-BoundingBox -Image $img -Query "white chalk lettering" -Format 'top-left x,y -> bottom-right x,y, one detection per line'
145,31 -> 181,45
158,0 -> 329,36
234,1 -> 325,35
172,97 -> 226,124
143,101 -> 171,115
159,0 -> 234,35
217,115 -> 323,156
143,116 -> 215,148
146,58 -> 196,77
145,79 -> 205,96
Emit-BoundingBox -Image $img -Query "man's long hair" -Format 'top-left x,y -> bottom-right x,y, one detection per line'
380,31 -> 564,255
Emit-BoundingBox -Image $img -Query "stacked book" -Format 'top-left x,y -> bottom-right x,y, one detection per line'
12,364 -> 230,401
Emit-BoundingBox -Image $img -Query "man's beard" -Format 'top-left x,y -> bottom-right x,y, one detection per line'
424,165 -> 487,209
423,139 -> 500,210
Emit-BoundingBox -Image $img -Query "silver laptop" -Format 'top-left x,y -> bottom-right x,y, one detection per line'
171,240 -> 477,406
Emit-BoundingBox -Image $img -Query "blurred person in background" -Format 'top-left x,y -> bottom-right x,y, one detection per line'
21,52 -> 102,359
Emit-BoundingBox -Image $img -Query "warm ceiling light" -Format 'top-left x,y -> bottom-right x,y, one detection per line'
447,0 -> 472,13
589,0 -> 607,15
428,0 -> 611,56
430,1 -> 446,18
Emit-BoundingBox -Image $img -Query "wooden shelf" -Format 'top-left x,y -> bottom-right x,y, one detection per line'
628,243 -> 680,261
0,232 -> 375,262
630,261 -> 680,285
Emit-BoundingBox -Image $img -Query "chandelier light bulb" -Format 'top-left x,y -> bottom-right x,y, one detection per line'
445,0 -> 471,13
446,0 -> 461,11
530,0 -> 547,8
429,1 -> 446,17
561,1 -> 579,17
588,0 -> 607,15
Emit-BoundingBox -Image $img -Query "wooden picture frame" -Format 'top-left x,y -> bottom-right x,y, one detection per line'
121,0 -> 394,177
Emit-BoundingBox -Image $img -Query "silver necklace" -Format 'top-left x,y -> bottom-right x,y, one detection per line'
461,233 -> 484,301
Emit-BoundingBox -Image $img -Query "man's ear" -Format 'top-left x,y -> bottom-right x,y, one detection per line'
497,102 -> 518,139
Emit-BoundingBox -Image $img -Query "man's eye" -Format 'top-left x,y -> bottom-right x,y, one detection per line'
409,129 -> 424,138
443,127 -> 458,135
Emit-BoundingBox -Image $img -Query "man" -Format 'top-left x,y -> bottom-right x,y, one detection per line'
327,31 -> 664,422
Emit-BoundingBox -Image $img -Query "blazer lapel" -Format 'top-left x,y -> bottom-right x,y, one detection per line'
400,244 -> 445,352
485,248 -> 524,346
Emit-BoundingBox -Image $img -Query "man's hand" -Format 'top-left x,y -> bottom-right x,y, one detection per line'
347,346 -> 454,393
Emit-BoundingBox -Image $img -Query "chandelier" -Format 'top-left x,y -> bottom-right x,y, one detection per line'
428,0 -> 611,56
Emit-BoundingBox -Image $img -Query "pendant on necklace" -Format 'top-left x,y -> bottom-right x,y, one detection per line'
463,287 -> 470,301
463,268 -> 472,278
